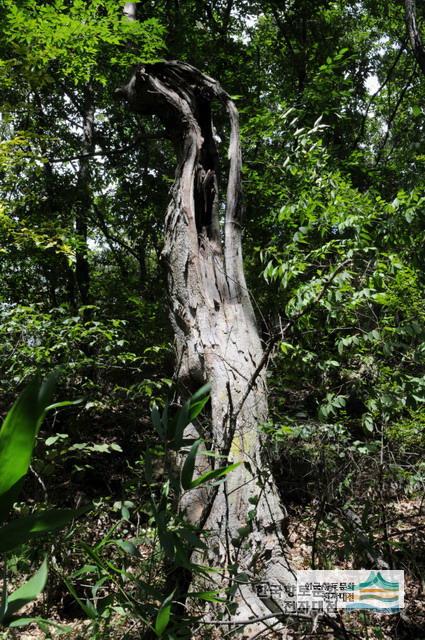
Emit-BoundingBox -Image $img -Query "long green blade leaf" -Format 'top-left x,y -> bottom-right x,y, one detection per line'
180,439 -> 202,490
188,590 -> 227,603
188,396 -> 209,422
0,507 -> 88,553
171,399 -> 190,445
0,374 -> 57,521
8,617 -> 72,634
154,604 -> 171,637
5,557 -> 48,620
190,383 -> 211,403
190,462 -> 240,488
45,399 -> 83,412
154,590 -> 175,637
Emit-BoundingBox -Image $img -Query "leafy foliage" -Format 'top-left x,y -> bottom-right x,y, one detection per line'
65,386 -> 238,639
0,376 -> 86,632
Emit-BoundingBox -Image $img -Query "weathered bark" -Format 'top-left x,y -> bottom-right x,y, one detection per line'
118,61 -> 292,636
405,0 -> 425,76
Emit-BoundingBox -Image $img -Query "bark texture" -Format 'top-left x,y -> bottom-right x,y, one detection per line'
405,0 -> 425,76
118,61 -> 293,636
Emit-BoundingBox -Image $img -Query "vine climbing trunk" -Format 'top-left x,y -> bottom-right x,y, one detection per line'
118,61 -> 292,636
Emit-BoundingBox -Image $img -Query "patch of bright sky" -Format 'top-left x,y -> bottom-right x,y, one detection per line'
365,35 -> 393,96
365,74 -> 380,94
237,12 -> 258,43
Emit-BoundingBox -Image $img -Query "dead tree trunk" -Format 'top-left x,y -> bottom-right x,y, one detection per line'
117,61 -> 292,635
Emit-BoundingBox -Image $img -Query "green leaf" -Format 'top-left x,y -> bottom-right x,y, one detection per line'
188,590 -> 226,603
155,603 -> 171,636
45,434 -> 69,447
372,292 -> 389,305
170,386 -> 211,448
0,373 -> 58,522
155,590 -> 175,637
4,557 -> 48,621
190,462 -> 240,489
280,341 -> 294,354
181,439 -> 202,490
190,383 -> 211,403
7,618 -> 72,634
188,396 -> 210,422
362,414 -> 374,434
0,507 -> 89,553
114,539 -> 139,556
45,398 -> 84,412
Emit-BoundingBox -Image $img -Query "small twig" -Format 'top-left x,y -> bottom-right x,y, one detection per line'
232,259 -> 352,426
323,613 -> 363,640
378,523 -> 425,539
226,380 -> 234,424
30,464 -> 48,501
228,621 -> 278,639
353,42 -> 406,149
28,132 -> 163,164
375,66 -> 416,164
311,498 -> 326,570
201,611 -> 311,625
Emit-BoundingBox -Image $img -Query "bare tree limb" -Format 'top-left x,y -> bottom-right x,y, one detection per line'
353,41 -> 406,149
375,66 -> 416,164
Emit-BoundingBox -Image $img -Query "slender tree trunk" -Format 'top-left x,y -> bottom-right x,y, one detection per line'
75,86 -> 94,309
405,0 -> 425,75
118,62 -> 292,636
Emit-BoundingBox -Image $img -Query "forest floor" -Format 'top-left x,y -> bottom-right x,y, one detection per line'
4,497 -> 424,640
286,499 -> 425,640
